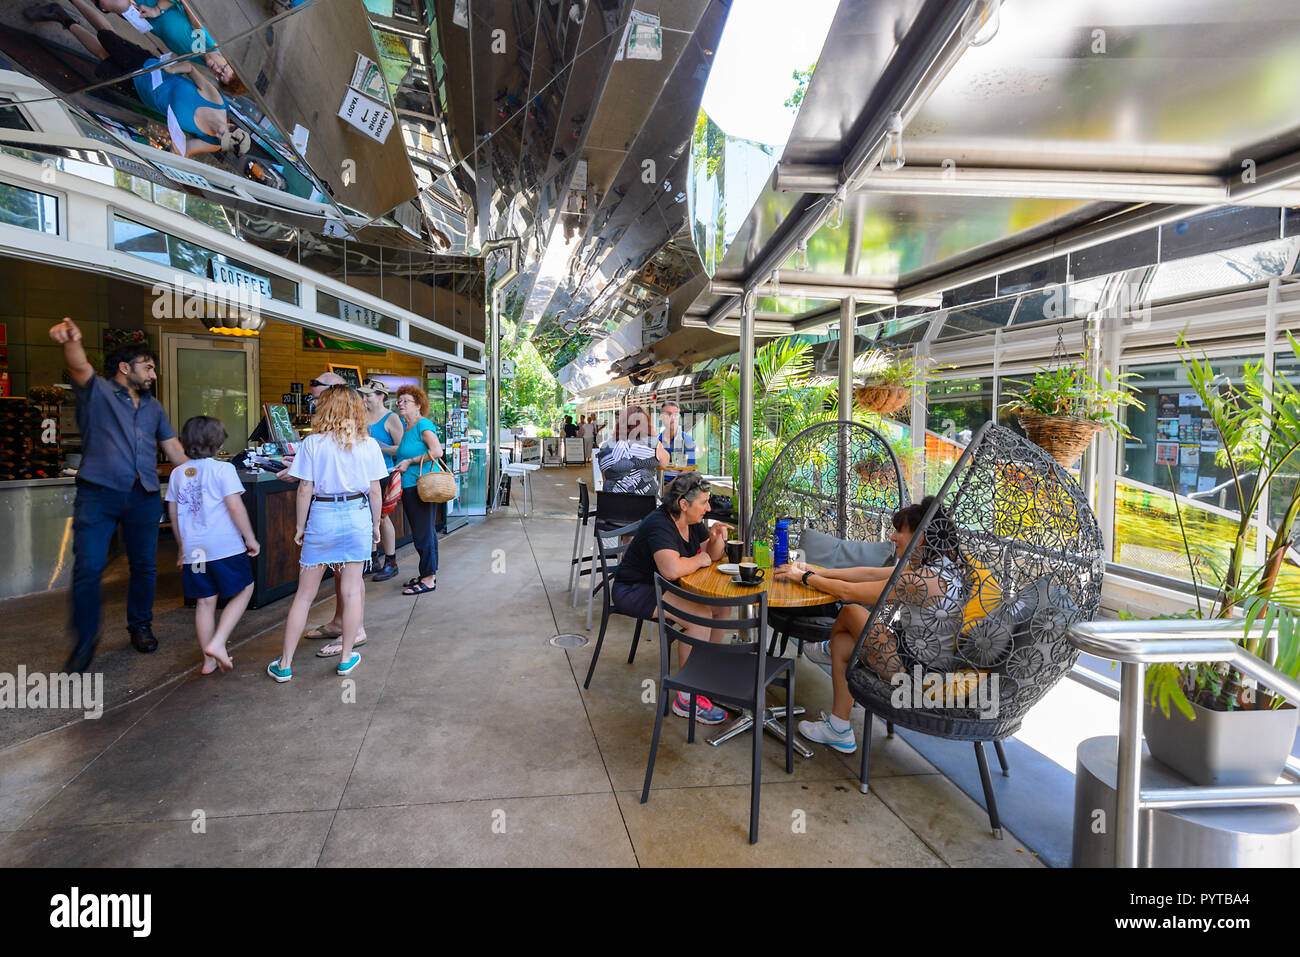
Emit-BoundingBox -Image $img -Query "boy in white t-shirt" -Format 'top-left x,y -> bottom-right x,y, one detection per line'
165,416 -> 260,674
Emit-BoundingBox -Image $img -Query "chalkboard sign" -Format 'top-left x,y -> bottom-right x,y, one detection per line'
263,403 -> 298,448
328,363 -> 362,389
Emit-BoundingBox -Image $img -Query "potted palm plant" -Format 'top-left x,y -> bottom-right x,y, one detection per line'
852,349 -> 932,416
1143,337 -> 1300,786
999,358 -> 1141,468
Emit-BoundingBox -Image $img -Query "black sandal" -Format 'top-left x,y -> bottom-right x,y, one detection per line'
402,577 -> 420,588
403,581 -> 436,595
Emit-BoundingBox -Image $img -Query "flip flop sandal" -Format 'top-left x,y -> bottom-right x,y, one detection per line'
303,623 -> 343,639
316,635 -> 369,658
403,581 -> 436,595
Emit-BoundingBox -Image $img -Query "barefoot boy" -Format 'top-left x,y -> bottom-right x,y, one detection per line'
165,416 -> 260,672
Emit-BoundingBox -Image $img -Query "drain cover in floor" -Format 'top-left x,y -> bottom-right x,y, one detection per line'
549,633 -> 589,648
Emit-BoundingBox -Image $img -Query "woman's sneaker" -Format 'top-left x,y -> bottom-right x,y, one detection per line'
337,652 -> 361,676
798,713 -> 856,753
802,640 -> 833,666
267,658 -> 292,682
671,692 -> 727,725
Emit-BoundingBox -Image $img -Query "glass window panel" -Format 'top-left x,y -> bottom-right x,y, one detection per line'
410,325 -> 456,354
1113,354 -> 1263,582
0,99 -> 32,131
1160,206 -> 1281,261
937,299 -> 1014,339
925,376 -> 993,496
0,182 -> 58,234
1143,237 -> 1298,303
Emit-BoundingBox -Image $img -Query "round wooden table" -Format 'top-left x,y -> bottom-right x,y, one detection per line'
676,561 -> 834,759
677,562 -> 833,608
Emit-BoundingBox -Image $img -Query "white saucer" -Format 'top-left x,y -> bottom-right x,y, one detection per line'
716,563 -> 740,575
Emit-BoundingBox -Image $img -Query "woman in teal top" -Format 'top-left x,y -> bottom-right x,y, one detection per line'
392,386 -> 443,595
360,380 -> 403,581
98,0 -> 246,94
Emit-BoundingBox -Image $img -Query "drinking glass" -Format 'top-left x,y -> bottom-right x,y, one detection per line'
753,540 -> 771,568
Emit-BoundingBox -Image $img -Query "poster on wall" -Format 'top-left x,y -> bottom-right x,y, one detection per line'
1157,393 -> 1178,418
1179,445 -> 1199,466
1155,442 -> 1179,466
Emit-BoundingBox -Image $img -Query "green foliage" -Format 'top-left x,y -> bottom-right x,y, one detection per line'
999,360 -> 1142,439
499,317 -> 564,433
702,337 -> 913,493
855,349 -> 942,389
784,62 -> 816,113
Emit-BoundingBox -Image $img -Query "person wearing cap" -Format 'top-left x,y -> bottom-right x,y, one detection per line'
360,379 -> 402,582
24,2 -> 251,158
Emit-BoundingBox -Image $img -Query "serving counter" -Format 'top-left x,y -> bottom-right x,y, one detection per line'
0,470 -> 415,606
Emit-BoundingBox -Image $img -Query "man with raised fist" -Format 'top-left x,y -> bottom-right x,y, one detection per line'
49,317 -> 188,672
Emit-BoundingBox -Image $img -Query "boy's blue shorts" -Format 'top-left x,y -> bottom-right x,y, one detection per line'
183,553 -> 254,600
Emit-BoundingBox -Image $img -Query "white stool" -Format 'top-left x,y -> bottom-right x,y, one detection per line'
498,462 -> 540,516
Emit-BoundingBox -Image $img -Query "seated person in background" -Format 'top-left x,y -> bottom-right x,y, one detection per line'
595,404 -> 669,496
656,400 -> 695,483
773,497 -> 965,754
611,472 -> 731,723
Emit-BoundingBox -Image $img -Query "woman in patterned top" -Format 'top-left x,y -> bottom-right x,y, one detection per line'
595,405 -> 668,496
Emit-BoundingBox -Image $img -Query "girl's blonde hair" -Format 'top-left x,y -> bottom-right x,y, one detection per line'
312,384 -> 367,451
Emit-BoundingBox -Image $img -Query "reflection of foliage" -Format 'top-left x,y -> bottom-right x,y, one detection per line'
691,110 -> 725,180
500,317 -> 564,432
784,61 -> 817,113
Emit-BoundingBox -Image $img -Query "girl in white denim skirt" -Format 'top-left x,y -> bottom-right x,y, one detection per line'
268,385 -> 389,682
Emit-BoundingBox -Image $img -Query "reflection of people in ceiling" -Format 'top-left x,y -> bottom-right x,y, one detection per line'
25,1 -> 250,159
95,0 -> 247,96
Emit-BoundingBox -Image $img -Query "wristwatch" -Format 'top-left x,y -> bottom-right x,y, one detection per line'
801,570 -> 814,586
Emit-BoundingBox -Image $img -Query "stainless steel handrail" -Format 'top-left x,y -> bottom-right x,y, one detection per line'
1067,618 -> 1300,867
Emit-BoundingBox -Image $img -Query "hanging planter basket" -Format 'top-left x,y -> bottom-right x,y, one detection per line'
1017,414 -> 1104,469
854,383 -> 911,416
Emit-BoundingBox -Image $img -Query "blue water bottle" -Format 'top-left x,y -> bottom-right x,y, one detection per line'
774,518 -> 789,568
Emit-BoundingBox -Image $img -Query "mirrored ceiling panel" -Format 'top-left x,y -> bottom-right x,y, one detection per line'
0,0 -> 355,214
184,0 -> 419,218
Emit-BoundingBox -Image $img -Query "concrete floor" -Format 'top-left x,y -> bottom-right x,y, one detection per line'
0,466 -> 1043,867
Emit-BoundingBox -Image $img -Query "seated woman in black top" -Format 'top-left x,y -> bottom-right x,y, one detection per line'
612,472 -> 731,724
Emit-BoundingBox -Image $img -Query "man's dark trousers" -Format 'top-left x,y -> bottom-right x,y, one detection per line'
71,478 -> 161,661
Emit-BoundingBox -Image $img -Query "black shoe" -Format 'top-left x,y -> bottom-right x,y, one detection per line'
128,624 -> 158,654
372,557 -> 399,582
24,3 -> 78,28
64,642 -> 96,674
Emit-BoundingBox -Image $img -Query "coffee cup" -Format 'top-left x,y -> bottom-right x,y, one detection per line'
788,548 -> 805,565
738,562 -> 764,584
726,540 -> 743,564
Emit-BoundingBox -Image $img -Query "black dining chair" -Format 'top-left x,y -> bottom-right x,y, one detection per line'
582,518 -> 653,689
577,491 -> 658,627
641,574 -> 795,844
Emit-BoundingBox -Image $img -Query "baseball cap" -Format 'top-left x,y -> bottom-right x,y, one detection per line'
358,378 -> 390,396
221,127 -> 252,157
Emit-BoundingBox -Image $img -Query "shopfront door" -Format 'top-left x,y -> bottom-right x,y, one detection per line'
163,334 -> 259,453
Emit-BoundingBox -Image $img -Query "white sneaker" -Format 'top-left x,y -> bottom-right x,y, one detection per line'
798,713 -> 856,753
802,640 -> 832,666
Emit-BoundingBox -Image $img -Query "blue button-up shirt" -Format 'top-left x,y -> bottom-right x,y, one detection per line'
72,374 -> 175,493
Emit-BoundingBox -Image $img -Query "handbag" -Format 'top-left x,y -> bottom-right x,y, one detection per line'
381,472 -> 403,515
416,457 -> 457,503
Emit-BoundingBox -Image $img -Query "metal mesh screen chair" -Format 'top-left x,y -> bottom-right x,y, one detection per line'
746,420 -> 908,548
846,422 -> 1104,837
748,420 -> 909,656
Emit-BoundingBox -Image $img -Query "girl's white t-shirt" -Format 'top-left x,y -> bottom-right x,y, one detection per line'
165,458 -> 246,563
289,432 -> 388,495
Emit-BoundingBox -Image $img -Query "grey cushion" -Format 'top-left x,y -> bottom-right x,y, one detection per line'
799,527 -> 894,568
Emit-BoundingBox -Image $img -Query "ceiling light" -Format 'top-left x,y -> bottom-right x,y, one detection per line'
879,113 -> 905,173
960,0 -> 1000,47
